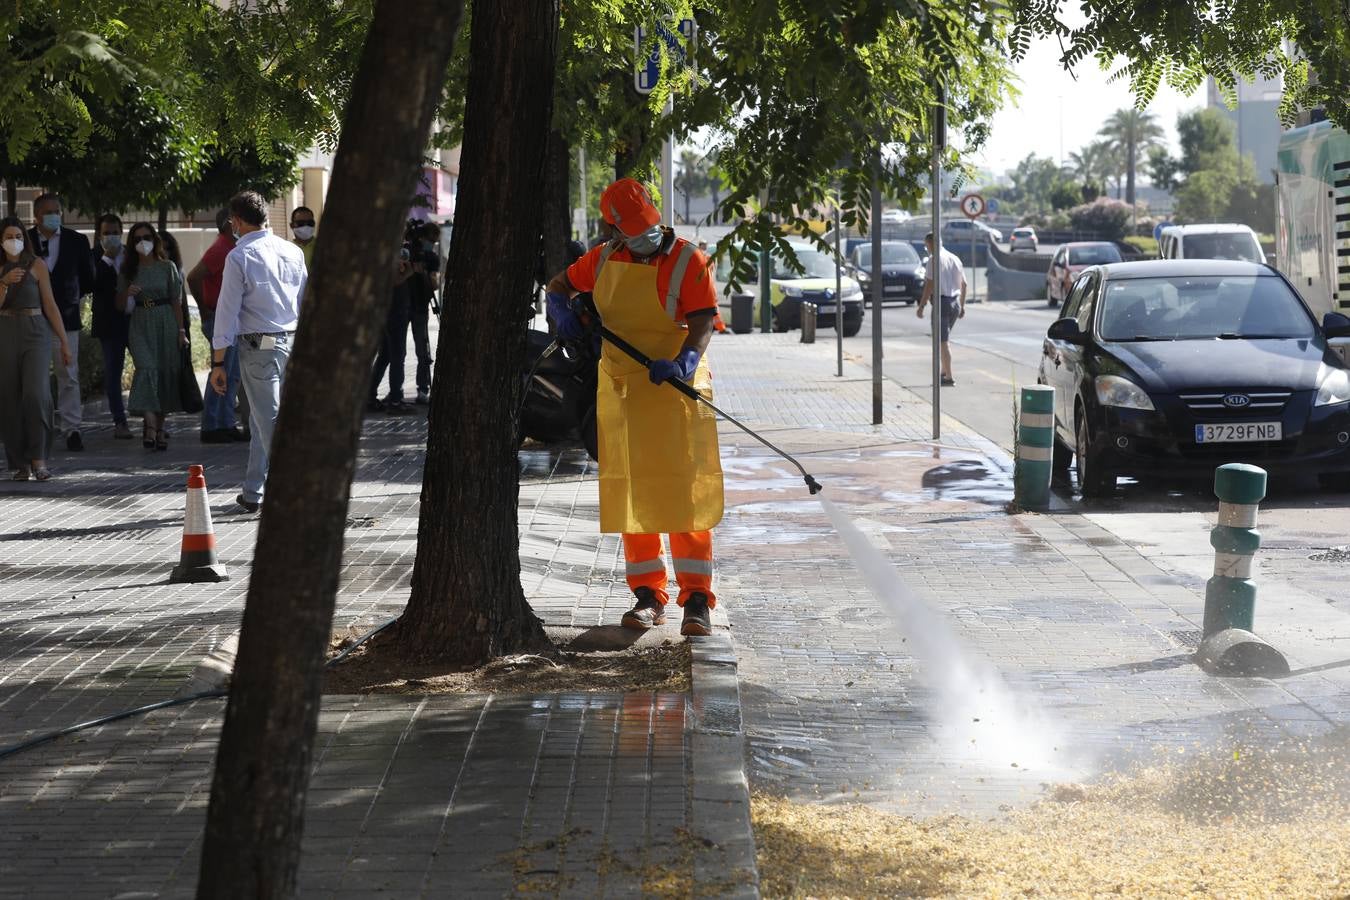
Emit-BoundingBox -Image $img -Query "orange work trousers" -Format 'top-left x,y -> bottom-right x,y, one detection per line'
622,531 -> 716,607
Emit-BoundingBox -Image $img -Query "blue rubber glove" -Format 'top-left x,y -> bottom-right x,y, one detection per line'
546,292 -> 585,341
648,348 -> 701,384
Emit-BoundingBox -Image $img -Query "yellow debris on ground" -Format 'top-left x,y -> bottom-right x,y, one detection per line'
753,731 -> 1350,898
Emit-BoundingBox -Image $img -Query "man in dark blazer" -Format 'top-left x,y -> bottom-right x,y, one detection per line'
30,193 -> 95,451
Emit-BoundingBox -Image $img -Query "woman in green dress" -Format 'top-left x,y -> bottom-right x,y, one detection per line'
0,217 -> 73,480
118,223 -> 189,450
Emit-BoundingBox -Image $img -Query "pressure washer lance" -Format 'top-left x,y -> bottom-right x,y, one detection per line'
573,300 -> 823,495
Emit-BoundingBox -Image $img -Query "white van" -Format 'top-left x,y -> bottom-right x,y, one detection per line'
1158,224 -> 1266,264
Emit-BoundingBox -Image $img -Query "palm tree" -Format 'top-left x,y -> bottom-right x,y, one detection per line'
1098,108 -> 1165,206
1068,141 -> 1112,199
674,150 -> 709,225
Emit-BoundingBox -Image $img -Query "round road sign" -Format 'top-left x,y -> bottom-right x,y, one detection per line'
960,194 -> 986,219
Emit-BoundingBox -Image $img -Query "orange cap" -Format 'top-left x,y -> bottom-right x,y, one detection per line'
599,178 -> 661,237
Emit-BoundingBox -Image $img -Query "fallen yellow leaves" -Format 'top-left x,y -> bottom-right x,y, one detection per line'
753,731 -> 1350,898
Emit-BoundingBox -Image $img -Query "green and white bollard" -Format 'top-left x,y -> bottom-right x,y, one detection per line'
1014,385 -> 1054,510
1196,463 -> 1289,677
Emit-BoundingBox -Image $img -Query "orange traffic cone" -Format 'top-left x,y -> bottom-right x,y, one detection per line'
170,465 -> 230,584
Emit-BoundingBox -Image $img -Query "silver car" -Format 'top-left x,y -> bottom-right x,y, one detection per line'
1009,226 -> 1038,252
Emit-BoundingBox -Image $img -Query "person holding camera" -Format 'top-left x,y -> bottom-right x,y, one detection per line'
368,241 -> 415,412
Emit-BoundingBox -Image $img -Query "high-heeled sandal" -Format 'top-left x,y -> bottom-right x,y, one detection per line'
143,422 -> 156,449
155,429 -> 169,451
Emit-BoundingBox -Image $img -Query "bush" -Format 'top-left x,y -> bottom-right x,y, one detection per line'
1067,197 -> 1131,241
1124,235 -> 1159,258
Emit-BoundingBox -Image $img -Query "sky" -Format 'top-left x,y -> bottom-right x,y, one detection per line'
972,33 -> 1206,178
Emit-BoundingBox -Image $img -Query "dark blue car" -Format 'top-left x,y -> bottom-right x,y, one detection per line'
1038,260 -> 1350,496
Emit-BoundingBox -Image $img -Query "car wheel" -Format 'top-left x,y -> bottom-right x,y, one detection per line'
771,309 -> 791,333
1075,413 -> 1115,498
842,314 -> 862,337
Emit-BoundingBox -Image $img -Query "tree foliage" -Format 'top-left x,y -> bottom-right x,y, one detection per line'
673,2 -> 1011,289
1007,0 -> 1350,132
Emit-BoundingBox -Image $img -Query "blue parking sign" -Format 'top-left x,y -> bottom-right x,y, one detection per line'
635,20 -> 695,95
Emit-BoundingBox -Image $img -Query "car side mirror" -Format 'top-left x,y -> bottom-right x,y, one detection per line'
1323,312 -> 1350,339
1047,317 -> 1086,345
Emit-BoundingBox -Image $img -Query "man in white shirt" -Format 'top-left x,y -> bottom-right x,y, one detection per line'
209,191 -> 308,512
917,231 -> 968,387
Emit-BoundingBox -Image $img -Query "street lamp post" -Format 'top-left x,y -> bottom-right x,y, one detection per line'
930,86 -> 945,440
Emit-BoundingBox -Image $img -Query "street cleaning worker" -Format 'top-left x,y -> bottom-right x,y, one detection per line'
545,178 -> 722,636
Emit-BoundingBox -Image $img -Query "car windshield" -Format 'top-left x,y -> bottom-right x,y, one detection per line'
1098,276 -> 1314,341
1013,229 -> 1033,237
1068,244 -> 1122,266
773,248 -> 838,280
855,243 -> 920,267
1181,232 -> 1263,262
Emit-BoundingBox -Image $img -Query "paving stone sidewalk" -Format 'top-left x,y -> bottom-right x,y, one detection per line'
3,328 -> 1348,897
0,398 -> 753,896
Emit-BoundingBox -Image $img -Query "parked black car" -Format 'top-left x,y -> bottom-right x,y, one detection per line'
1039,260 -> 1350,496
848,240 -> 927,307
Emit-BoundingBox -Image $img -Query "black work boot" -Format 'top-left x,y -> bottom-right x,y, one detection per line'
621,587 -> 667,631
680,592 -> 712,637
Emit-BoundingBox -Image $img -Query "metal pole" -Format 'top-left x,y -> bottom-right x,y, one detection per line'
871,149 -> 883,425
759,187 -> 771,333
834,200 -> 843,377
661,94 -> 674,227
578,144 -> 588,239
931,86 -> 944,440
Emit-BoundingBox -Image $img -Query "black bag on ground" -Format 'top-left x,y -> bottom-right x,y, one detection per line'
179,346 -> 203,415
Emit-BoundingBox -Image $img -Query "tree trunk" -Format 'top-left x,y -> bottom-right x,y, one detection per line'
398,0 -> 558,663
4,179 -> 16,216
541,128 -> 572,279
195,3 -> 464,897
157,202 -> 169,234
1125,142 -> 1136,207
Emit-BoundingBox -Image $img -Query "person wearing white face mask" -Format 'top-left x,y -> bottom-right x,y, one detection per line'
117,223 -> 190,451
89,214 -> 134,439
290,206 -> 316,267
28,193 -> 94,451
0,216 -> 73,480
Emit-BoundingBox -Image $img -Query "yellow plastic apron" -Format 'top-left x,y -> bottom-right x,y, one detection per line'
593,253 -> 724,534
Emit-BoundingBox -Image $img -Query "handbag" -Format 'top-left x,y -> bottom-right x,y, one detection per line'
179,344 -> 204,414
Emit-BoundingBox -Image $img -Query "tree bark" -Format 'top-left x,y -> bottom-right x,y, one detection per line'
398,0 -> 559,663
4,179 -> 16,216
541,128 -> 573,279
196,3 -> 464,897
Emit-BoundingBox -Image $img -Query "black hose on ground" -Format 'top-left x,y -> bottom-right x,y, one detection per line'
0,617 -> 399,762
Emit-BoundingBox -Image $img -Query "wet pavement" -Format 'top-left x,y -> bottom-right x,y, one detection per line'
709,333 -> 1350,818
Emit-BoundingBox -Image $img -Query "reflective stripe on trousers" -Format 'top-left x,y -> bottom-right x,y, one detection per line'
622,531 -> 716,607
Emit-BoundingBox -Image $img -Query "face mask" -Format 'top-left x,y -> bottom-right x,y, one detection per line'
2,238 -> 24,256
293,225 -> 315,241
623,225 -> 664,257
41,213 -> 62,232
135,240 -> 155,257
101,235 -> 122,254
